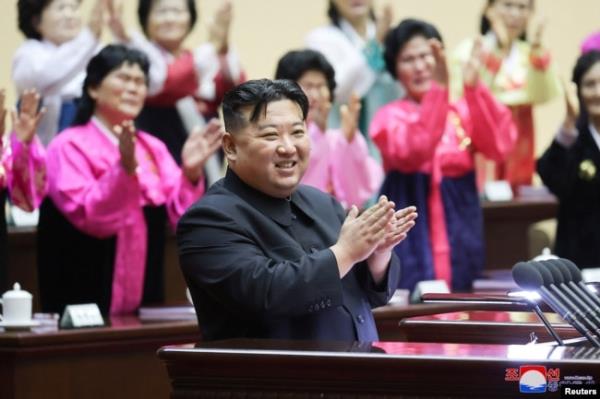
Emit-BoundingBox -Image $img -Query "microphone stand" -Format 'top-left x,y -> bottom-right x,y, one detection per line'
529,303 -> 564,346
421,294 -> 565,346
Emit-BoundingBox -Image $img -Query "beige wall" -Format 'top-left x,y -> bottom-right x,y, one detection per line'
1,0 -> 598,161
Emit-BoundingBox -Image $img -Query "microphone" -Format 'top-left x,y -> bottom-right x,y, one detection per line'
560,258 -> 600,310
512,262 -> 600,347
509,261 -> 564,345
547,259 -> 600,325
531,260 -> 600,338
540,260 -> 600,335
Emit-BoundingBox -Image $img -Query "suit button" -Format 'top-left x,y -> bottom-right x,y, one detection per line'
356,315 -> 365,324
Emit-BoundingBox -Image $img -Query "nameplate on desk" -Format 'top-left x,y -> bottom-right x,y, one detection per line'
483,180 -> 513,201
582,268 -> 600,284
60,303 -> 104,329
412,279 -> 450,302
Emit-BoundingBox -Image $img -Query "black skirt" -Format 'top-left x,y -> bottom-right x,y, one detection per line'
37,198 -> 167,315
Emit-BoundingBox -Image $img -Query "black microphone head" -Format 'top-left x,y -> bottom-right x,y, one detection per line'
548,259 -> 573,283
561,258 -> 583,283
512,262 -> 544,290
543,260 -> 565,284
530,261 -> 555,286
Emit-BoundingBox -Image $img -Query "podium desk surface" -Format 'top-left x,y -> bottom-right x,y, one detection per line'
159,338 -> 600,399
481,195 -> 557,218
0,314 -> 197,350
0,315 -> 199,399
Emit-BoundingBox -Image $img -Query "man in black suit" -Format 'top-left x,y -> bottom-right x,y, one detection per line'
177,79 -> 417,341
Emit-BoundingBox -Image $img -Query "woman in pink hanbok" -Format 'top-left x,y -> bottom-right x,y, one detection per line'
274,49 -> 383,209
0,90 -> 47,291
370,19 -> 517,291
38,44 -> 224,315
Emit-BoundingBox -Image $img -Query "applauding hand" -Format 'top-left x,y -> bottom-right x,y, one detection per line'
562,77 -> 580,135
375,4 -> 393,45
181,119 -> 224,184
12,89 -> 46,144
331,196 -> 396,277
106,0 -> 130,42
308,86 -> 331,133
367,204 -> 417,283
530,18 -> 546,52
372,206 -> 417,255
208,0 -> 233,53
485,6 -> 510,53
340,92 -> 361,142
88,0 -> 107,39
430,39 -> 449,88
463,37 -> 484,88
115,120 -> 137,175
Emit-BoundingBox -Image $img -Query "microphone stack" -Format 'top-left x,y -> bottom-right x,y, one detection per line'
512,258 -> 600,347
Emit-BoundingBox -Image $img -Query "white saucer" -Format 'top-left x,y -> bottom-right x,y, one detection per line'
0,320 -> 41,331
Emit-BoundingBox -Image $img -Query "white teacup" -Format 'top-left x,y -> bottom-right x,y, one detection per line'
0,283 -> 32,324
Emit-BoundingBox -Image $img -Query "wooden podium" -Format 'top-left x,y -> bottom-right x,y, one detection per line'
158,338 -> 600,399
0,315 -> 198,399
157,300 -> 600,398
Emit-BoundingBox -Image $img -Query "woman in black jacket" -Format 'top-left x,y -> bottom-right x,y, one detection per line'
537,50 -> 600,268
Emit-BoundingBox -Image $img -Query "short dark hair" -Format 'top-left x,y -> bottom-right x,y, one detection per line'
479,0 -> 533,41
327,0 -> 375,27
18,0 -> 72,40
222,79 -> 309,134
72,44 -> 150,126
384,18 -> 443,79
274,49 -> 337,102
138,0 -> 197,37
572,50 -> 600,130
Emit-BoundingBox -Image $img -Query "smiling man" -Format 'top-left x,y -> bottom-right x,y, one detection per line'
177,79 -> 417,341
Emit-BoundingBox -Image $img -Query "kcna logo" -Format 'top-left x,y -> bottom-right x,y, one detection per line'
519,366 -> 549,393
505,365 -> 561,393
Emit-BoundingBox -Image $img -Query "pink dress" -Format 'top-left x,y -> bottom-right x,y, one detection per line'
370,82 -> 516,290
45,119 -> 205,314
302,122 -> 383,208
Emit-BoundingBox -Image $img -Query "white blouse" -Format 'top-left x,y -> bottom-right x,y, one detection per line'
305,19 -> 377,104
11,28 -> 100,145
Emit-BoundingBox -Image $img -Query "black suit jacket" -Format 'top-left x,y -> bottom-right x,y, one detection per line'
537,123 -> 600,268
177,169 -> 400,341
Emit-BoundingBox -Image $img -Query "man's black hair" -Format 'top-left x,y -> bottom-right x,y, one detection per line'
222,79 -> 309,133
